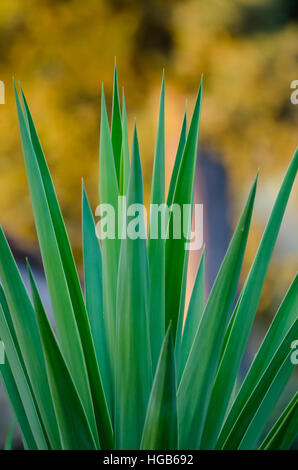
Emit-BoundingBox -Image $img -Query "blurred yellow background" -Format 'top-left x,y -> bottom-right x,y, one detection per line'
0,0 -> 297,320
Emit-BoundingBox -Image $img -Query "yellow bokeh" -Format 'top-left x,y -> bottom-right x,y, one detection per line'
0,0 -> 297,317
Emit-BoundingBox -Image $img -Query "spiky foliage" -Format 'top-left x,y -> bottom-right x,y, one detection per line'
0,69 -> 297,450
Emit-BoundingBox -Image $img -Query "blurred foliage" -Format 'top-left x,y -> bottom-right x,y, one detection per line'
0,0 -> 297,316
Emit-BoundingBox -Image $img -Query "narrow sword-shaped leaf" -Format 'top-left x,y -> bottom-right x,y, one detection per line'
4,420 -> 14,450
0,284 -> 28,375
0,228 -> 60,448
177,248 -> 205,382
259,392 -> 298,450
82,184 -> 112,414
99,86 -> 120,397
20,88 -> 113,448
27,263 -> 97,450
239,355 -> 295,449
1,276 -> 52,451
202,149 -> 298,449
216,273 -> 298,448
148,72 -> 165,371
119,88 -> 130,196
165,111 -> 194,349
115,125 -> 152,449
166,109 -> 187,207
0,295 -> 48,449
0,360 -> 37,450
14,85 -> 99,445
111,63 -> 122,186
141,325 -> 177,450
178,176 -> 257,449
165,81 -> 202,340
174,228 -> 193,361
221,319 -> 298,449
219,293 -> 241,363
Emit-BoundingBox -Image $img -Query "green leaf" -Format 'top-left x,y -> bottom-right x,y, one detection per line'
165,81 -> 202,340
82,184 -> 111,414
221,319 -> 298,449
4,419 -> 14,450
141,325 -> 177,450
15,86 -> 100,444
111,62 -> 122,186
202,149 -> 298,449
216,273 -> 298,448
115,125 -> 152,449
174,238 -> 192,362
0,287 -> 48,449
119,88 -> 130,196
0,228 -> 60,449
0,284 -> 26,373
177,248 -> 205,382
0,356 -> 38,450
27,262 -> 97,450
164,108 -> 188,350
239,355 -> 295,449
177,175 -> 257,449
18,86 -> 113,448
259,392 -> 298,450
148,72 -> 165,371
166,109 -> 187,207
99,86 -> 120,395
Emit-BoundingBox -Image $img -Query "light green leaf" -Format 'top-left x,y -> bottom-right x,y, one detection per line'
19,86 -> 113,449
178,175 -> 257,449
164,109 -> 189,349
115,125 -> 152,449
148,72 -> 165,371
0,287 -> 48,449
221,319 -> 298,449
111,62 -> 122,186
174,237 -> 192,362
141,325 -> 177,450
99,86 -> 120,398
216,272 -> 298,448
259,392 -> 298,450
27,262 -> 97,450
0,354 -> 38,450
14,85 -> 100,446
166,109 -> 187,207
0,228 -> 60,449
202,149 -> 298,449
119,88 -> 130,195
239,355 -> 295,449
177,248 -> 205,382
82,184 -> 111,414
165,81 -> 202,340
4,419 -> 14,450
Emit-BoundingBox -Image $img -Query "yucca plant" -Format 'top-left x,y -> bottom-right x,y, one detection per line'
0,68 -> 297,450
